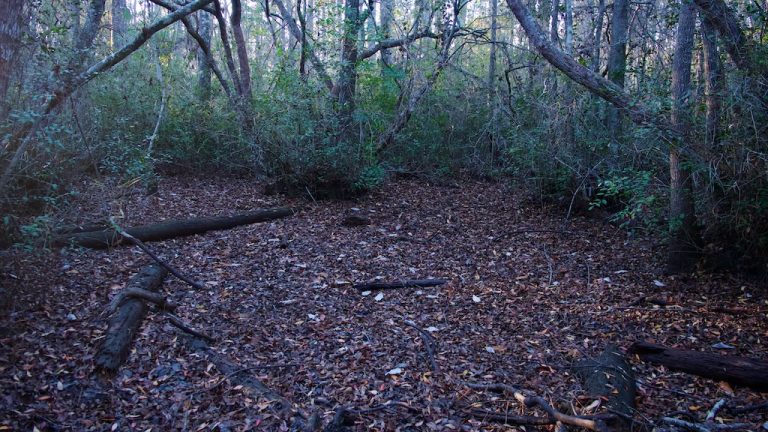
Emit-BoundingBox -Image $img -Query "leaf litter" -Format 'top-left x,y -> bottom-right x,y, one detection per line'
1,176 -> 767,430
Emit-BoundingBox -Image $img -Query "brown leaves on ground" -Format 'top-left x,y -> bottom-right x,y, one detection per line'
1,177 -> 766,431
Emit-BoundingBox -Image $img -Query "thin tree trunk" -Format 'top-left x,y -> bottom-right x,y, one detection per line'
488,0 -> 499,92
606,0 -> 629,152
0,0 -> 25,121
380,0 -> 394,72
701,16 -> 722,149
591,0 -> 605,72
197,10 -> 213,100
336,0 -> 361,138
667,0 -> 699,273
112,0 -> 129,47
231,0 -> 252,99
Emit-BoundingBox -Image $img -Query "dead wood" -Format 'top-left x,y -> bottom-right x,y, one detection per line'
629,341 -> 768,391
403,319 -> 440,373
95,264 -> 168,373
575,344 -> 636,432
164,313 -> 214,343
353,279 -> 447,290
53,207 -> 295,248
464,382 -> 617,431
186,336 -> 295,414
660,416 -> 751,431
108,287 -> 176,314
109,220 -> 205,290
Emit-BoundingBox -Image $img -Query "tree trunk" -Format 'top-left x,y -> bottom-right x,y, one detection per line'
667,0 -> 699,274
112,0 -> 129,47
53,208 -> 294,249
197,10 -> 213,100
488,0 -> 499,92
95,265 -> 168,373
606,0 -> 629,152
380,0 -> 394,71
591,0 -> 605,73
692,0 -> 751,73
231,0 -> 252,100
503,0 -> 668,128
701,16 -> 722,149
630,341 -> 768,391
336,0 -> 361,139
0,0 -> 24,121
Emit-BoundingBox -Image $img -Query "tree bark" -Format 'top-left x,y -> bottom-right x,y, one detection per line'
692,0 -> 751,73
380,0 -> 394,71
197,10 -> 213,100
0,0 -> 25,121
606,0 -> 629,151
112,0 -> 129,47
95,265 -> 169,373
667,0 -> 699,274
231,0 -> 252,100
630,341 -> 768,391
53,208 -> 294,248
575,345 -> 636,432
701,16 -> 722,149
336,0 -> 361,137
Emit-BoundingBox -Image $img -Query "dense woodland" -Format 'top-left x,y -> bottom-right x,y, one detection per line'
1,0 -> 768,430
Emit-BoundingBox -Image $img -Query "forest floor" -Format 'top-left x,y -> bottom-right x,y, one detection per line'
1,177 -> 767,431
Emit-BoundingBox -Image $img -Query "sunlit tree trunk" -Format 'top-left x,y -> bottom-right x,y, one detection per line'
667,0 -> 699,273
606,0 -> 629,153
0,0 -> 25,120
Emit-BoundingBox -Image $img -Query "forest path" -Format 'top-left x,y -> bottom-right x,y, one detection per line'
1,177 -> 766,430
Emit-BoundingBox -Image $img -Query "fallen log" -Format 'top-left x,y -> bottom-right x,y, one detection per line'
95,265 -> 168,373
629,341 -> 768,391
353,279 -> 447,291
54,207 -> 295,248
575,345 -> 636,432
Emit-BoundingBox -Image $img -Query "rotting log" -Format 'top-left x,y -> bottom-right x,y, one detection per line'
630,341 -> 768,391
54,207 -> 295,248
575,344 -> 636,432
353,279 -> 447,291
95,265 -> 168,373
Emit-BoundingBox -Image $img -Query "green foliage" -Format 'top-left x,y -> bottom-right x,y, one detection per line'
589,170 -> 661,231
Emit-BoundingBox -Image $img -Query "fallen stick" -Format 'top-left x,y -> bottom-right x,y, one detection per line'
464,382 -> 616,431
95,264 -> 168,373
629,341 -> 768,391
353,279 -> 447,291
108,287 -> 176,314
661,417 -> 752,432
186,336 -> 295,414
110,219 -> 205,290
403,319 -> 440,373
54,207 -> 295,248
164,312 -> 214,343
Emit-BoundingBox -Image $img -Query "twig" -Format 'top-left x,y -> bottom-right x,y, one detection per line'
109,218 -> 205,290
464,382 -> 614,431
353,279 -> 447,290
107,287 -> 177,314
661,417 -> 751,431
403,319 -> 440,373
164,312 -> 215,343
706,399 -> 727,422
729,401 -> 768,414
